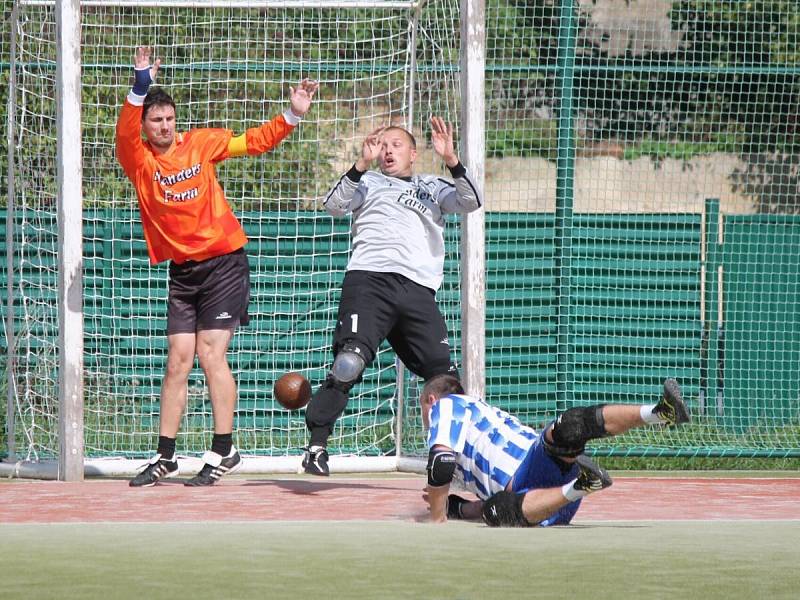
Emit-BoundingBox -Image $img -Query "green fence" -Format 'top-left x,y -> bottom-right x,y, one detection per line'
723,216 -> 800,433
4,208 -> 799,458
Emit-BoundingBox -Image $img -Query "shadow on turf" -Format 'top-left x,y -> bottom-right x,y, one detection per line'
561,523 -> 649,529
108,477 -> 417,493
242,479 -> 413,494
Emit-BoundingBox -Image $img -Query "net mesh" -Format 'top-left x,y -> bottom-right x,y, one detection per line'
4,1 -> 800,465
474,0 -> 800,457
5,0 -> 462,461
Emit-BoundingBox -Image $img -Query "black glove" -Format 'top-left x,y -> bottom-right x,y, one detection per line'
481,491 -> 531,527
447,494 -> 470,519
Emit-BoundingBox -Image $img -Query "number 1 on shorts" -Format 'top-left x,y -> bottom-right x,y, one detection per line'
350,313 -> 359,333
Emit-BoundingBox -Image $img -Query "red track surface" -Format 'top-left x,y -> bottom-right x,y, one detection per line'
2,476 -> 799,524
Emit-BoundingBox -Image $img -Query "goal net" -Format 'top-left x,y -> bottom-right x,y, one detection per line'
4,0 -> 461,471
5,1 -> 800,478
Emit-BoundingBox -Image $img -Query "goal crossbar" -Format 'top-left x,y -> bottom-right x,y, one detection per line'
21,1 -> 420,9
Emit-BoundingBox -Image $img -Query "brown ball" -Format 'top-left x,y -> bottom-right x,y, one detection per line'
273,372 -> 312,410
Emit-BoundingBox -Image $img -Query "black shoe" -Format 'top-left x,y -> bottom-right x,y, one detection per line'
184,447 -> 242,487
573,455 -> 613,494
302,445 -> 329,476
129,453 -> 178,487
653,378 -> 690,426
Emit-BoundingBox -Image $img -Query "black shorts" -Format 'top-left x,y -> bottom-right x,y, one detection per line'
331,270 -> 454,380
166,248 -> 250,335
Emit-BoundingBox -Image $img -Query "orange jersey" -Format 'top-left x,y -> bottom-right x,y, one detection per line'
116,98 -> 296,264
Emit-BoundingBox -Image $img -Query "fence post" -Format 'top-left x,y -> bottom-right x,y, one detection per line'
554,0 -> 578,412
56,0 -> 85,481
460,0 -> 486,399
703,198 -> 721,417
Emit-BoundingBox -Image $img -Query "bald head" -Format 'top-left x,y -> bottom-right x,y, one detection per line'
384,126 -> 417,149
378,127 -> 418,177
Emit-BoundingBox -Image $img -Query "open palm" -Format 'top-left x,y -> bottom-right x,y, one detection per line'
290,79 -> 319,117
134,46 -> 160,82
430,116 -> 457,165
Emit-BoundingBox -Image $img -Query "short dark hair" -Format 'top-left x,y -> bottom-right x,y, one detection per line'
142,87 -> 176,119
420,373 -> 464,401
385,125 -> 417,149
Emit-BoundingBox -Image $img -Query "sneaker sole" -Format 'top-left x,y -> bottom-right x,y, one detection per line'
303,466 -> 330,476
224,458 -> 243,477
663,378 -> 690,425
302,456 -> 330,476
184,457 -> 243,487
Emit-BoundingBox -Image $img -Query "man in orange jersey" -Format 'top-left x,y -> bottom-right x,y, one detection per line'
117,46 -> 318,487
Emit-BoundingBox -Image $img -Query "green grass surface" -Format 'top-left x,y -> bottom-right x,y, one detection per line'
2,520 -> 798,600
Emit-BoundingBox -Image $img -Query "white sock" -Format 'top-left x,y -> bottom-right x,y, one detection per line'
640,403 -> 666,425
562,479 -> 589,502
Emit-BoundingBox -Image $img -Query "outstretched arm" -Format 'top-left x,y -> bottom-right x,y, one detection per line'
429,115 -> 483,214
116,45 -> 161,177
227,78 -> 319,158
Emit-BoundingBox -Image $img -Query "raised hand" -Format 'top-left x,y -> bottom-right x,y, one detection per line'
430,115 -> 458,168
356,126 -> 385,171
289,78 -> 319,117
134,46 -> 160,83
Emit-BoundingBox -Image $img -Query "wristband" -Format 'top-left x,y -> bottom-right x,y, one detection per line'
283,108 -> 302,126
447,161 -> 466,178
132,67 -> 153,96
346,164 -> 366,182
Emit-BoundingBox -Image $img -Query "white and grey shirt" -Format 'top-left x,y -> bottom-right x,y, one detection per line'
323,162 -> 482,291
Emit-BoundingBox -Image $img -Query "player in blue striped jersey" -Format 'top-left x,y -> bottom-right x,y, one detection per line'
420,374 -> 690,526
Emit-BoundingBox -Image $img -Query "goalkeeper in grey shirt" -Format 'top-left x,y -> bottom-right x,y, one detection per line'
302,116 -> 483,475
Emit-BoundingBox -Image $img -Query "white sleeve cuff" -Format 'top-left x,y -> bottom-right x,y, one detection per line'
283,109 -> 302,126
127,90 -> 147,106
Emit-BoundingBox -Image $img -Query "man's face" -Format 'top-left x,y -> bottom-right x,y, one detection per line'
378,128 -> 416,178
142,104 -> 176,152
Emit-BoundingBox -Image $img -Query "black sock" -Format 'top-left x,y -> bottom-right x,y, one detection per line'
211,433 -> 233,457
157,436 -> 176,460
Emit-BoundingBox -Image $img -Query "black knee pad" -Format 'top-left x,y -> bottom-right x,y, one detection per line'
544,405 -> 607,458
327,345 -> 366,394
482,491 -> 530,528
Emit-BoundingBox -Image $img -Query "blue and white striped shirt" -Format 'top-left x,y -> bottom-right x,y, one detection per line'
426,394 -> 539,499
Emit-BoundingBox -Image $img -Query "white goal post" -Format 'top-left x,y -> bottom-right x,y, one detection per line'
2,0 -> 485,479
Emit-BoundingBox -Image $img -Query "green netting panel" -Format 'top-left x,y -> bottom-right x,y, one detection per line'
722,216 -> 800,434
80,211 -> 403,458
475,0 -> 800,458
404,212 -> 705,457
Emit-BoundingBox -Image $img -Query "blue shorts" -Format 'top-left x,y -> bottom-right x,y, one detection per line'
510,423 -> 581,526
